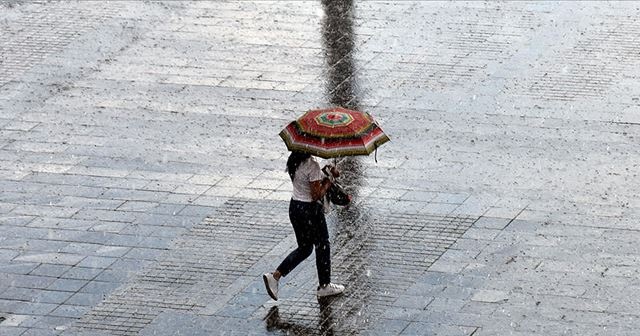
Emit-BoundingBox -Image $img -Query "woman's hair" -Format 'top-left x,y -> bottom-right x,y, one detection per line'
286,151 -> 311,181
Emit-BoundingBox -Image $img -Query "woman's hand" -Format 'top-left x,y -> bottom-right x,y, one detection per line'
323,165 -> 340,178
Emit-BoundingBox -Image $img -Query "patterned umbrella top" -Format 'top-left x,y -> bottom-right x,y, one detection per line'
296,108 -> 374,138
280,107 -> 390,159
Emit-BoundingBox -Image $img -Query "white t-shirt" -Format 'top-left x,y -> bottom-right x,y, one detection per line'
291,157 -> 325,202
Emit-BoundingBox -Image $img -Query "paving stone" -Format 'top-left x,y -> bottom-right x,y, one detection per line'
116,201 -> 160,212
64,293 -> 104,307
93,269 -> 135,283
400,322 -> 478,336
121,247 -> 166,261
459,301 -> 499,315
93,246 -> 131,258
36,291 -> 76,305
75,256 -> 117,269
483,207 -> 524,219
0,262 -> 40,275
177,205 -> 219,217
29,264 -> 72,278
462,228 -> 503,240
0,326 -> 28,336
137,312 -> 228,336
147,203 -> 187,215
470,290 -> 510,303
190,195 -> 227,207
420,202 -> 459,215
428,261 -> 470,274
366,319 -> 411,335
40,219 -> 94,231
14,253 -> 85,266
78,281 -> 121,295
431,193 -> 469,204
46,279 -> 88,292
0,314 -> 40,328
393,295 -> 434,309
382,307 -> 424,321
473,217 -> 512,230
20,328 -> 63,336
14,239 -> 71,253
0,287 -> 38,302
54,197 -> 123,211
48,305 -> 90,319
0,250 -> 19,262
4,227 -> 50,240
0,215 -> 35,226
8,274 -> 57,290
29,316 -> 76,331
428,298 -> 470,312
60,267 -> 104,281
11,205 -> 78,218
72,209 -> 138,223
1,301 -> 58,315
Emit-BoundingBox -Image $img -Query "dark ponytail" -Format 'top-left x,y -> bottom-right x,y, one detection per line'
286,151 -> 311,181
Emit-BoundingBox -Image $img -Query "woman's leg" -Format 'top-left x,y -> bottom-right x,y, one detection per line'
311,203 -> 331,286
276,200 -> 314,277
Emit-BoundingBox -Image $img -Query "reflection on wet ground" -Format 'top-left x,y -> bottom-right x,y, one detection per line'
322,0 -> 359,109
263,0 -> 414,334
265,202 -> 476,335
265,298 -> 337,336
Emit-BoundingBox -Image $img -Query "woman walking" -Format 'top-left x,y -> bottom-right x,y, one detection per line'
263,151 -> 345,300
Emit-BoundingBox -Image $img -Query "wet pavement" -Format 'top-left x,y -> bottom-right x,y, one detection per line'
2,1 -> 640,335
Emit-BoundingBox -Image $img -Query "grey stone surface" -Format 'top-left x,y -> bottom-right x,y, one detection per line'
2,0 -> 640,335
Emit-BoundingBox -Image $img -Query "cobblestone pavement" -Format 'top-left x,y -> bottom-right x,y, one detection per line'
2,1 -> 640,335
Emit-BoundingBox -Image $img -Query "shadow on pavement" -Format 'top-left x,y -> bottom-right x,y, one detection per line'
264,297 -> 337,336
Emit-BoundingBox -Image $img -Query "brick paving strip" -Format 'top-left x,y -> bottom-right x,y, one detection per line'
63,197 -> 476,335
0,1 -> 122,87
67,198 -> 290,335
266,208 -> 477,335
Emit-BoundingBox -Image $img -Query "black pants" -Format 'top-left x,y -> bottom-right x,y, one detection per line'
277,199 -> 331,286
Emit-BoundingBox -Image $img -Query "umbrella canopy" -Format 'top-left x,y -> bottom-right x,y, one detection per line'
279,107 -> 390,159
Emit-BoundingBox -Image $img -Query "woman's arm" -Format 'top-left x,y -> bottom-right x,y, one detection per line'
310,177 -> 332,202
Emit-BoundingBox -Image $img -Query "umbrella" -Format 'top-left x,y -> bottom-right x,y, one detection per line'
279,107 -> 390,159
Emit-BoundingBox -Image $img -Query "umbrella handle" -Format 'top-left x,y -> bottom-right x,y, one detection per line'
374,145 -> 378,163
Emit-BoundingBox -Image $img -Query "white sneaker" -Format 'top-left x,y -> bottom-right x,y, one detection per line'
317,283 -> 345,298
263,273 -> 279,301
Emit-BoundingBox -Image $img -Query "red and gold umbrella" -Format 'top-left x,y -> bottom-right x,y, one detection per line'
279,107 -> 390,159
